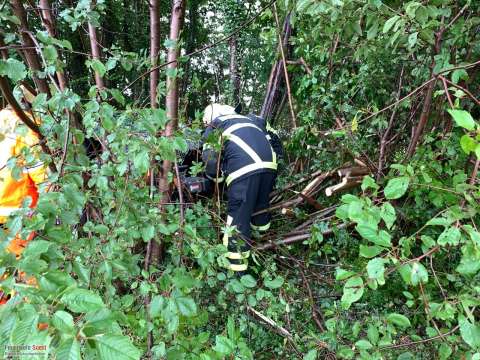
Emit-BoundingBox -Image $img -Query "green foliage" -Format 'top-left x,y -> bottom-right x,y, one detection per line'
0,0 -> 479,358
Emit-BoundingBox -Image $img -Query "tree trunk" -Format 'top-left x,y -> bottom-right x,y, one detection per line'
260,13 -> 292,124
38,0 -> 68,91
87,0 -> 105,89
149,0 -> 160,108
10,0 -> 50,96
229,36 -> 241,105
150,0 -> 185,266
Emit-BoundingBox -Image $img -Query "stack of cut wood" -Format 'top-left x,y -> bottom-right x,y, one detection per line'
254,161 -> 370,251
324,166 -> 370,197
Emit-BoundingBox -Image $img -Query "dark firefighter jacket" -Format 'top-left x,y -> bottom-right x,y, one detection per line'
202,114 -> 278,186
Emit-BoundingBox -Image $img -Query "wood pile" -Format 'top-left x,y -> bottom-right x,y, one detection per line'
254,161 -> 370,251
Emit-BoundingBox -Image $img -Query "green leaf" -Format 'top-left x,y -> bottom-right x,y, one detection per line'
341,276 -> 364,310
384,177 -> 410,200
367,258 -> 386,285
149,295 -> 165,318
240,275 -> 257,288
460,135 -> 477,154
52,311 -> 75,333
133,152 -> 149,175
448,109 -> 476,131
380,203 -> 396,229
410,261 -> 428,286
336,268 -> 356,280
437,227 -> 461,246
367,324 -> 379,345
264,276 -> 284,289
452,69 -> 468,84
0,58 -> 27,82
95,334 -> 142,360
89,59 -> 107,77
408,32 -> 418,48
57,338 -> 81,360
355,223 -> 377,242
386,313 -> 411,328
355,339 -> 373,350
22,240 -> 51,257
175,296 -> 197,317
304,349 -> 318,360
438,343 -> 452,360
460,317 -> 480,350
141,225 -> 155,242
359,245 -> 384,258
44,45 -> 58,63
214,335 -> 235,355
383,16 -> 400,33
337,347 -> 354,359
61,288 -> 105,313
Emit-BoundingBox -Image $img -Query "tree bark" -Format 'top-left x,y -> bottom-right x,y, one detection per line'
87,0 -> 105,89
10,0 -> 50,96
149,0 -> 160,108
38,0 -> 68,91
229,35 -> 241,105
150,0 -> 185,266
260,13 -> 292,124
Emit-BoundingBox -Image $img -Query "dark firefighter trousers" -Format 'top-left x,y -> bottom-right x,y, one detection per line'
223,171 -> 276,272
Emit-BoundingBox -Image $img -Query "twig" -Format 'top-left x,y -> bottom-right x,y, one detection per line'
174,160 -> 185,225
246,306 -> 293,338
440,76 -> 454,108
429,255 -> 446,300
256,222 -> 351,251
299,268 -> 325,332
381,325 -> 459,350
273,3 -> 296,128
441,76 -> 480,106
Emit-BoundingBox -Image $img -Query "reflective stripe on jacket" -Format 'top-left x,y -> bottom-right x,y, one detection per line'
202,114 -> 277,186
0,108 -> 48,223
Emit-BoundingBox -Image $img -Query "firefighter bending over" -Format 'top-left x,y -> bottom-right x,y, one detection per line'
201,103 -> 281,274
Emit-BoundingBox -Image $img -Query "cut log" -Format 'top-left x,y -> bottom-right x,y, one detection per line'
337,166 -> 370,177
325,175 -> 364,197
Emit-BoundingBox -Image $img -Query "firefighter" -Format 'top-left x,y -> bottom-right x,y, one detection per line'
202,103 -> 280,274
0,85 -> 49,303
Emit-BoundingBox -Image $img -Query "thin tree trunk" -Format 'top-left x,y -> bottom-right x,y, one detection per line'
149,0 -> 160,108
229,35 -> 241,105
10,0 -> 50,96
260,13 -> 292,124
38,0 -> 68,91
87,0 -> 105,89
151,0 -> 185,266
273,4 -> 296,128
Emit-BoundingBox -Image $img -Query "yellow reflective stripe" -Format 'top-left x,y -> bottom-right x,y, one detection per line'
223,122 -> 263,136
226,134 -> 262,163
223,215 -> 233,247
251,222 -> 270,231
226,250 -> 250,260
226,162 -> 277,186
227,262 -> 248,272
266,122 -> 278,134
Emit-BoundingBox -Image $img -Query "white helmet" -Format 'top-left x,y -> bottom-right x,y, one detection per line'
202,103 -> 236,125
